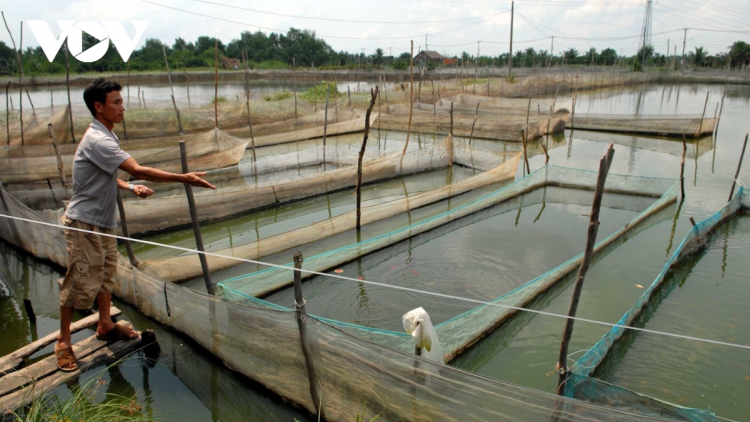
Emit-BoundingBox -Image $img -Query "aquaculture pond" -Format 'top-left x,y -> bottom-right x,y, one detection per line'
2,82 -> 749,421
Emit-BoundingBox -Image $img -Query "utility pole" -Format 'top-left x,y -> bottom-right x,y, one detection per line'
508,1 -> 514,78
681,28 -> 687,66
551,36 -> 554,65
426,33 -> 428,53
639,0 -> 653,69
667,39 -> 670,67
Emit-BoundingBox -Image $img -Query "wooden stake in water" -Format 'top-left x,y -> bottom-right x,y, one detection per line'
47,123 -> 67,188
556,144 -> 615,395
696,91 -> 709,138
3,13 -> 23,144
115,190 -> 138,267
521,129 -> 530,175
49,81 -> 53,110
162,45 -> 183,135
356,87 -> 379,230
711,92 -> 725,137
450,101 -> 454,136
64,44 -> 75,142
184,65 -> 191,108
323,82 -> 330,146
214,40 -> 218,128
4,81 -> 9,145
292,251 -> 325,420
241,50 -> 256,161
728,134 -> 748,202
680,135 -> 687,200
179,141 -> 215,296
469,102 -> 480,144
402,40 -> 415,156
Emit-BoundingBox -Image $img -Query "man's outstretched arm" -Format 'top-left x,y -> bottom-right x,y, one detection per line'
119,157 -> 216,190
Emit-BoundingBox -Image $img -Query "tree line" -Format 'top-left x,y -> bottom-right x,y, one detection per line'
0,27 -> 748,76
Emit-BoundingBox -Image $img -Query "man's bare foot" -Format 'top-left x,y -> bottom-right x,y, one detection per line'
96,322 -> 139,341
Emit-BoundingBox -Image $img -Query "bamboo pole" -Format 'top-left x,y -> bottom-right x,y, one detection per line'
162,45 -> 183,135
115,190 -> 139,267
356,87 -> 379,230
292,251 -> 325,420
214,40 -> 218,128
64,45 -> 74,142
242,50 -> 256,161
5,81 -> 9,145
696,91 -> 709,138
714,92 -> 726,139
347,85 -> 351,108
179,141 -> 215,296
521,129 -> 530,175
293,58 -> 298,117
141,90 -> 147,109
323,82 -> 329,146
49,81 -> 53,110
728,134 -> 748,202
184,65 -> 191,108
126,61 -> 130,109
525,96 -> 531,148
556,144 -> 615,395
450,101 -> 454,136
47,124 -> 67,188
402,41 -> 415,156
468,102 -> 480,144
2,13 -> 23,144
546,105 -> 552,152
680,135 -> 686,200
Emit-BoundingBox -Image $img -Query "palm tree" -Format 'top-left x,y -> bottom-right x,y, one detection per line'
584,47 -> 597,65
728,41 -> 750,68
689,46 -> 708,67
372,48 -> 384,65
563,48 -> 578,64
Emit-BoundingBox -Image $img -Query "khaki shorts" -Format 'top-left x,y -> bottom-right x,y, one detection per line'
59,217 -> 118,310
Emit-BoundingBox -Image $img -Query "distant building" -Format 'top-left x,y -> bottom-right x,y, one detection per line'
414,51 -> 446,66
443,58 -> 458,66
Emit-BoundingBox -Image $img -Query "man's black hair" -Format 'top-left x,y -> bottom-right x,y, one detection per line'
83,78 -> 122,117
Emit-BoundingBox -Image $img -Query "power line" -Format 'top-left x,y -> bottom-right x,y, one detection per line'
138,0 -> 509,40
186,0 -> 495,24
2,212 -> 750,353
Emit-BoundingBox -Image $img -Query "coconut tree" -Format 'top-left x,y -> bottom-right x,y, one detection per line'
689,46 -> 708,67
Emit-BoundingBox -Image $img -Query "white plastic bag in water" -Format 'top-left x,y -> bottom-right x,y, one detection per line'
402,307 -> 444,364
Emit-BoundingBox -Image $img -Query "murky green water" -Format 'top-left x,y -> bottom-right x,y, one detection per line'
2,82 -> 749,421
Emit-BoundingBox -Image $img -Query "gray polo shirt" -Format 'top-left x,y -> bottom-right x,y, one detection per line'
64,119 -> 131,229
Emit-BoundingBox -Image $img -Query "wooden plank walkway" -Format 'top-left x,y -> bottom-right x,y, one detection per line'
0,307 -> 122,376
0,314 -> 155,412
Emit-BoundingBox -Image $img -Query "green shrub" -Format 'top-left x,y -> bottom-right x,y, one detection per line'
263,91 -> 293,101
392,58 -> 409,70
300,81 -> 342,102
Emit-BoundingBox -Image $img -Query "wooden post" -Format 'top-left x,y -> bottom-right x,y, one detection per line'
23,298 -> 36,324
47,124 -> 67,188
714,92 -> 726,138
126,61 -> 130,109
49,81 -> 53,110
680,135 -> 687,200
556,144 -> 615,395
64,45 -> 74,142
450,102 -> 454,136
293,59 -> 298,118
184,65 -> 191,108
292,251 -> 325,419
214,40 -> 219,128
521,129 -> 530,175
162,45 -> 183,135
323,82 -> 329,146
5,81 -> 9,145
356,87 -> 379,230
3,13 -> 23,144
179,141 -> 215,296
728,134 -> 748,202
241,50 -> 256,161
525,96 -> 531,148
141,90 -> 147,109
696,91 -> 709,138
546,105 -> 553,151
115,190 -> 139,267
347,85 -> 351,108
539,132 -> 550,165
469,102 -> 480,144
402,40 -> 415,156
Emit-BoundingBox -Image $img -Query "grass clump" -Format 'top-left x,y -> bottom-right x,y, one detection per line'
300,81 -> 342,102
263,91 -> 293,101
5,371 -> 157,422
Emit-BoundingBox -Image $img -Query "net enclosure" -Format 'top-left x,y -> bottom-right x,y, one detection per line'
562,186 -> 748,422
220,165 -> 680,363
0,171 -> 686,422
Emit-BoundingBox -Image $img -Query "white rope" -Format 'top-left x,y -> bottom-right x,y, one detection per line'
2,212 -> 750,353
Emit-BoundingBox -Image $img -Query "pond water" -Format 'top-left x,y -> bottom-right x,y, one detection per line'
2,81 -> 749,421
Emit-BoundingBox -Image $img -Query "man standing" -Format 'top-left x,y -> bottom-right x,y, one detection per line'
55,78 -> 215,372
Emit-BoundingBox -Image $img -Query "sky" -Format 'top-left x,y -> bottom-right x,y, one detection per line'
1,0 -> 749,60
